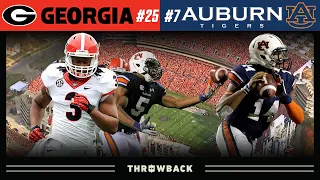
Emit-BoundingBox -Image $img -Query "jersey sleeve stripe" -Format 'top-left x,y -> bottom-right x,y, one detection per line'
117,77 -> 129,85
281,79 -> 287,94
117,75 -> 130,82
230,70 -> 244,82
101,90 -> 115,98
228,72 -> 242,86
118,82 -> 127,87
100,90 -> 115,102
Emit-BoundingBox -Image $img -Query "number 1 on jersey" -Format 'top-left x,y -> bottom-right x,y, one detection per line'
248,99 -> 279,122
131,96 -> 150,117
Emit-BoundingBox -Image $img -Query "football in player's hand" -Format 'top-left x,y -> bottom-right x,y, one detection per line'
256,73 -> 277,98
210,67 -> 228,84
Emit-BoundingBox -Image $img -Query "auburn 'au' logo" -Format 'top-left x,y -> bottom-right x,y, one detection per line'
286,2 -> 316,29
257,41 -> 269,51
134,53 -> 143,60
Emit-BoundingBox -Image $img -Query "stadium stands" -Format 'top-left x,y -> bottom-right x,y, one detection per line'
28,32 -> 311,105
6,124 -> 34,155
136,32 -> 312,72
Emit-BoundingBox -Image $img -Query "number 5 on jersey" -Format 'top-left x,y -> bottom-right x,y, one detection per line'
65,92 -> 82,121
131,96 -> 150,117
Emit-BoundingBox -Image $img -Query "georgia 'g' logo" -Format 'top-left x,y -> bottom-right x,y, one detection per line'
286,2 -> 316,29
2,5 -> 37,26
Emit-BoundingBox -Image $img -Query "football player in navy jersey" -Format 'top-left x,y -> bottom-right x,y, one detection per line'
99,51 -> 224,157
215,33 -> 304,157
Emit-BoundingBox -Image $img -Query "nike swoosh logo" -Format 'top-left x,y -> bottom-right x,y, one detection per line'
46,149 -> 52,152
84,87 -> 91,90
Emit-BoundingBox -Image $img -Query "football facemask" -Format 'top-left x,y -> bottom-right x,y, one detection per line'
142,58 -> 162,82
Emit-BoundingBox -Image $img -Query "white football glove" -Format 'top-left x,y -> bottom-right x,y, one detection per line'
140,116 -> 157,136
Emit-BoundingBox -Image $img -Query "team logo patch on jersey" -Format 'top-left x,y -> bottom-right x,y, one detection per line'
140,85 -> 145,91
56,79 -> 64,87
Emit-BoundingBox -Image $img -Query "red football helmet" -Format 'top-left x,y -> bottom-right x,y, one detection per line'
107,58 -> 130,73
64,32 -> 99,78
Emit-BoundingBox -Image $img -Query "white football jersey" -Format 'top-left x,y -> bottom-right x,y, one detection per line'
41,63 -> 117,149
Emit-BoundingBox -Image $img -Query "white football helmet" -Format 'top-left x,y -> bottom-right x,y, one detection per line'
129,51 -> 162,82
64,32 -> 99,78
249,33 -> 291,71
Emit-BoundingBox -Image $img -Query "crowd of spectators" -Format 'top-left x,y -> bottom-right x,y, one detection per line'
6,124 -> 34,152
28,32 -> 310,106
136,32 -> 311,72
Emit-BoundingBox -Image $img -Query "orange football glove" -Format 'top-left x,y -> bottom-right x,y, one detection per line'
29,125 -> 45,143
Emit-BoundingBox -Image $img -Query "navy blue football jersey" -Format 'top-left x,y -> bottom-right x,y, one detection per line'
117,72 -> 166,132
226,64 -> 295,138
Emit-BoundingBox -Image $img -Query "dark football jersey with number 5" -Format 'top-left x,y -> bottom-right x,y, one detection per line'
117,72 -> 166,132
227,64 -> 295,138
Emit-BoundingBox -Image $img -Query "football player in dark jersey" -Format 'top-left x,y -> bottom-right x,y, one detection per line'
94,57 -> 130,155
215,33 -> 304,157
99,51 -> 224,157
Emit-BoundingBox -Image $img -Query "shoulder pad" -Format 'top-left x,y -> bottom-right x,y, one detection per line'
156,82 -> 166,91
116,72 -> 138,88
96,68 -> 118,94
41,63 -> 64,87
156,82 -> 167,95
118,72 -> 137,81
228,64 -> 255,86
98,68 -> 117,84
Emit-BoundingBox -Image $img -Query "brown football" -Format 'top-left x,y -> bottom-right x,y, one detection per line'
210,67 -> 228,84
256,73 -> 278,98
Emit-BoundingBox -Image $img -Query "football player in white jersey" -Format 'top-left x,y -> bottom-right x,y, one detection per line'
28,33 -> 119,157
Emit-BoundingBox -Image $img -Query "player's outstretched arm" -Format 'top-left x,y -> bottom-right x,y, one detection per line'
161,95 -> 201,109
161,80 -> 221,109
30,86 -> 52,128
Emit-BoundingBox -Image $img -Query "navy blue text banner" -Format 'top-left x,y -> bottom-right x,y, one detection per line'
160,0 -> 319,31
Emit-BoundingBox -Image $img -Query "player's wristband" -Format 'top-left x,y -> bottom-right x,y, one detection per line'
280,94 -> 292,105
133,121 -> 141,131
199,93 -> 208,102
87,104 -> 96,114
31,125 -> 40,131
242,83 -> 251,95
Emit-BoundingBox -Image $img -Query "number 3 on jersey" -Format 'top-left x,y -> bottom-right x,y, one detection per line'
65,92 -> 82,121
131,96 -> 150,117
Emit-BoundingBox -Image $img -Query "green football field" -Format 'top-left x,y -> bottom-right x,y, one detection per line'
146,91 -> 222,152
